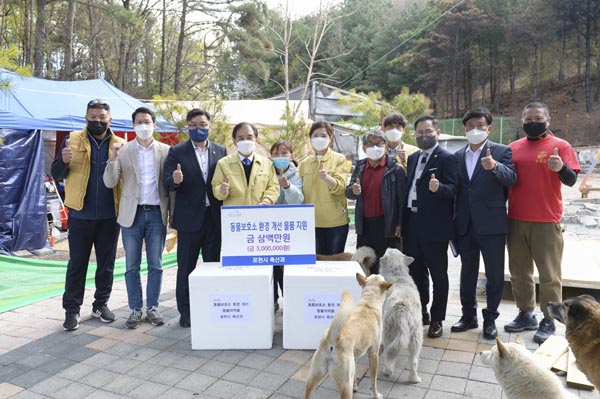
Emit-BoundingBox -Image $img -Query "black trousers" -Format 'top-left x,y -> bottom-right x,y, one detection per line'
404,212 -> 449,322
273,266 -> 284,303
63,217 -> 120,313
457,223 -> 506,321
176,209 -> 220,317
356,216 -> 400,274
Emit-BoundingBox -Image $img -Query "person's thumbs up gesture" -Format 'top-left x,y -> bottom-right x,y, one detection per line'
317,161 -> 328,180
398,141 -> 407,163
547,147 -> 563,172
173,163 -> 183,185
352,177 -> 362,195
109,142 -> 123,162
278,169 -> 290,189
481,148 -> 497,171
220,176 -> 230,195
429,173 -> 439,192
62,137 -> 72,164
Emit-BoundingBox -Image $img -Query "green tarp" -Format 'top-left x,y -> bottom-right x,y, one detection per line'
0,253 -> 177,313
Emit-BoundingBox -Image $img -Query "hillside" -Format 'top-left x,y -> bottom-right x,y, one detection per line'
505,78 -> 599,147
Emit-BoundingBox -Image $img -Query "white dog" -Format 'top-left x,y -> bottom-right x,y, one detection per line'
305,273 -> 393,399
378,248 -> 422,383
480,335 -> 576,399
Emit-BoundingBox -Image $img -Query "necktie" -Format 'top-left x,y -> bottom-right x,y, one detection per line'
410,152 -> 428,212
242,158 -> 251,166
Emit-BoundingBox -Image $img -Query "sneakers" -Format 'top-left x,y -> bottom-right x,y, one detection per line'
146,307 -> 165,326
533,318 -> 556,344
63,312 -> 80,331
91,304 -> 116,323
126,309 -> 143,329
504,311 -> 538,332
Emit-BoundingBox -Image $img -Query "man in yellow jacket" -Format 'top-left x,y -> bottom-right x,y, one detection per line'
212,122 -> 279,206
50,99 -> 125,331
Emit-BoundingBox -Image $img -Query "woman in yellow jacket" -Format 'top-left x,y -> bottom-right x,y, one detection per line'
299,121 -> 350,255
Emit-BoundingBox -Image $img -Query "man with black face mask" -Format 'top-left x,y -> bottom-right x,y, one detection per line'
503,102 -> 581,344
402,115 -> 458,338
164,108 -> 226,328
51,99 -> 125,331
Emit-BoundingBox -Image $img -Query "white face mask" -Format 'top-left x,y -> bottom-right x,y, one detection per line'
466,128 -> 488,145
311,137 -> 330,152
385,128 -> 402,142
365,146 -> 386,161
236,139 -> 256,155
134,124 -> 154,140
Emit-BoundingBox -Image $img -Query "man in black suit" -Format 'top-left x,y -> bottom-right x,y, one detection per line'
403,115 -> 458,338
451,108 -> 516,340
164,108 -> 227,327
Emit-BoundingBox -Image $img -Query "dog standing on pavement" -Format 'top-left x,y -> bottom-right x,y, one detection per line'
316,246 -> 377,276
549,295 -> 600,390
480,335 -> 576,399
378,248 -> 422,383
305,273 -> 393,399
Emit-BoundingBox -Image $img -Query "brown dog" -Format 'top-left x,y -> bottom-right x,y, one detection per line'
305,273 -> 393,399
316,246 -> 377,276
548,295 -> 600,390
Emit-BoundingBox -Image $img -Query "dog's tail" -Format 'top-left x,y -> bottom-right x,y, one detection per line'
326,290 -> 355,349
384,302 -> 413,349
351,246 -> 377,276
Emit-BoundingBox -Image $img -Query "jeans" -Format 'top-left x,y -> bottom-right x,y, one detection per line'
63,217 -> 120,313
121,208 -> 166,310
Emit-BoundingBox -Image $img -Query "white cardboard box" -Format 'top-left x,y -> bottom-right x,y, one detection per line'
283,261 -> 365,349
189,262 -> 274,350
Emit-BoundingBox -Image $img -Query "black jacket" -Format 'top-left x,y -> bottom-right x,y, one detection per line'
346,156 -> 407,238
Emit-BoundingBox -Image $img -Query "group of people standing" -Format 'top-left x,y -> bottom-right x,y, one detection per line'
347,103 -> 580,344
52,99 -> 580,347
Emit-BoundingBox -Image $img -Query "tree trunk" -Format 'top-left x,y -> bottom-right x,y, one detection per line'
60,0 -> 75,80
594,51 -> 600,102
33,0 -> 47,77
174,0 -> 188,94
583,0 -> 592,112
86,0 -> 98,79
116,0 -> 131,89
509,55 -> 516,115
558,22 -> 566,82
23,0 -> 34,66
532,43 -> 538,100
159,0 -> 167,95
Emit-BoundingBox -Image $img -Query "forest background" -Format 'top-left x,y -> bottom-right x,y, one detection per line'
0,0 -> 598,147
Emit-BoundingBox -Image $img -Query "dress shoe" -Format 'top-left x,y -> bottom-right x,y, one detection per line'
179,314 -> 191,328
451,316 -> 478,332
482,320 -> 498,340
422,312 -> 431,326
427,321 -> 443,338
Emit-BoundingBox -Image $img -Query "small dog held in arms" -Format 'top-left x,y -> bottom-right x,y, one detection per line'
378,248 -> 422,383
480,335 -> 576,399
549,295 -> 600,390
304,273 -> 393,399
316,246 -> 377,276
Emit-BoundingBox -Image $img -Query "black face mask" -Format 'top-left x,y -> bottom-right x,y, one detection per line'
87,121 -> 108,136
416,135 -> 436,150
523,121 -> 547,138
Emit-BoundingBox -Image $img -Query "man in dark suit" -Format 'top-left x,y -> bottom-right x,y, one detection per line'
164,108 -> 227,327
403,115 -> 458,338
451,108 -> 516,340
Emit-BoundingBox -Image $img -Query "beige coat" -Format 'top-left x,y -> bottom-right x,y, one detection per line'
103,139 -> 171,228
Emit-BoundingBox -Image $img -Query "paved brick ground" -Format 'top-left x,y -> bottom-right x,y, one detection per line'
1,238 -> 598,398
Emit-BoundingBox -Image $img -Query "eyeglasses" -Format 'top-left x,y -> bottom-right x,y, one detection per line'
415,129 -> 436,136
87,99 -> 110,110
366,141 -> 386,147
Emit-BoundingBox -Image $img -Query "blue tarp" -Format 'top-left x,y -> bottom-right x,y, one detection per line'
0,69 -> 176,132
0,129 -> 47,254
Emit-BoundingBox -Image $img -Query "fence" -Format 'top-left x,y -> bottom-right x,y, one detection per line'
437,117 -> 521,145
